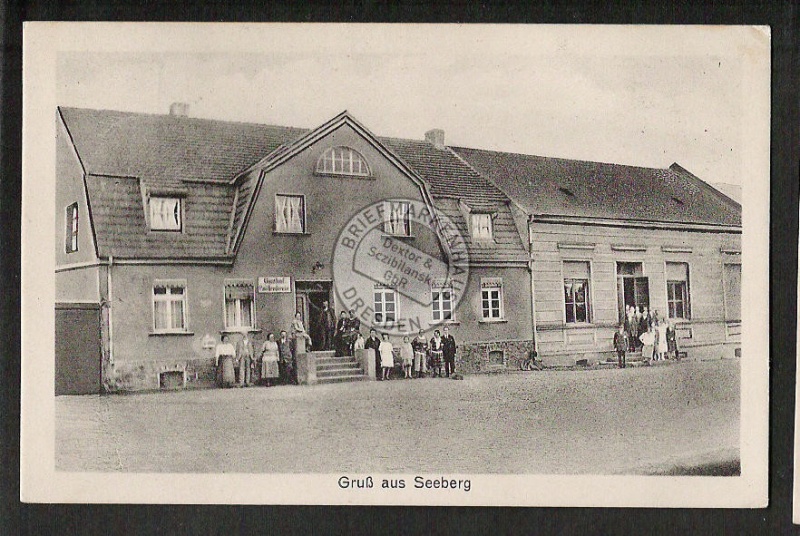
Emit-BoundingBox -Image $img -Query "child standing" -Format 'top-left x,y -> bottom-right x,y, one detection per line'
613,323 -> 629,369
379,333 -> 394,381
400,335 -> 414,379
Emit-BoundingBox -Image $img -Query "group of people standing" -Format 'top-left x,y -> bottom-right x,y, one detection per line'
214,329 -> 297,388
613,305 -> 679,368
213,299 -> 460,386
359,326 -> 457,380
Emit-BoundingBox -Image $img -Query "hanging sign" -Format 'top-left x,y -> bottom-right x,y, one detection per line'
258,276 -> 292,293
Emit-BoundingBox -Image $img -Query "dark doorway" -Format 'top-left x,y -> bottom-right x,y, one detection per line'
55,303 -> 102,395
616,262 -> 650,321
295,281 -> 333,350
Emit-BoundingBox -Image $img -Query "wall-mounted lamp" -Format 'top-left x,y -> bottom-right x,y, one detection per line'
311,261 -> 325,274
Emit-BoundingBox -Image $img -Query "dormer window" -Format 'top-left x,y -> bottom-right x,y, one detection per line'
150,197 -> 182,231
383,201 -> 410,236
316,146 -> 370,176
471,213 -> 493,240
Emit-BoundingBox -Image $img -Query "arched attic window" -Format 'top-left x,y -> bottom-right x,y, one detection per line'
316,146 -> 370,177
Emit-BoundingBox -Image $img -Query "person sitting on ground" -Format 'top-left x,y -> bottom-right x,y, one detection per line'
379,333 -> 394,381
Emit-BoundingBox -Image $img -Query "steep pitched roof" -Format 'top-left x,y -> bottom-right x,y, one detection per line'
451,147 -> 742,228
58,107 -> 305,183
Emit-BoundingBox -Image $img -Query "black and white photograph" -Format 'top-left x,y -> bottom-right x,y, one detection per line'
21,23 -> 769,506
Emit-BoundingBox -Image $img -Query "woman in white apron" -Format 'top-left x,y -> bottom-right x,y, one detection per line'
260,332 -> 280,386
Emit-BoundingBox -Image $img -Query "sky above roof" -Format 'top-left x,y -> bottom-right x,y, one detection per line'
55,25 -> 769,187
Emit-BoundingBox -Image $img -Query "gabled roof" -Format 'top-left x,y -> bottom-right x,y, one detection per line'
451,146 -> 742,228
58,105 -> 739,264
227,111 -> 445,256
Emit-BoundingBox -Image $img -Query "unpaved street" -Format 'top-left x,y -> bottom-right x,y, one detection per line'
56,359 -> 739,474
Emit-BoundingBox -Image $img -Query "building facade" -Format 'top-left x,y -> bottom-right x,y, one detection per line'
453,148 -> 742,366
55,107 -> 534,393
55,106 -> 740,393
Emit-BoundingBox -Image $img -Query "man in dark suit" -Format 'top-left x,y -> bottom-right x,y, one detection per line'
364,328 -> 382,379
613,323 -> 630,369
334,311 -> 348,356
320,300 -> 337,351
442,326 -> 457,377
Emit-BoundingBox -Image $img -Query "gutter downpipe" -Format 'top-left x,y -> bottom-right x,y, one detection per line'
107,255 -> 114,384
528,215 -> 538,353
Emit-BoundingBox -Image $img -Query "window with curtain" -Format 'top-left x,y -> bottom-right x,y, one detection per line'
373,286 -> 397,324
563,261 -> 591,323
471,213 -> 493,240
383,201 -> 410,236
316,146 -> 370,176
152,281 -> 187,332
666,262 -> 690,319
224,280 -> 255,329
65,202 -> 78,253
275,194 -> 305,233
149,197 -> 182,231
480,278 -> 504,320
431,286 -> 454,322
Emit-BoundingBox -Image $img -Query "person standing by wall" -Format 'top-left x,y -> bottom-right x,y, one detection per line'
277,330 -> 295,385
353,331 -> 365,351
613,323 -> 629,369
429,330 -> 444,378
400,335 -> 414,379
441,326 -> 457,378
260,332 -> 280,387
364,328 -> 382,379
236,331 -> 255,387
334,311 -> 348,357
291,311 -> 312,352
412,329 -> 428,378
215,334 -> 236,388
639,324 -> 655,365
346,309 -> 361,355
655,319 -> 668,361
379,333 -> 394,381
666,319 -> 679,360
320,300 -> 337,351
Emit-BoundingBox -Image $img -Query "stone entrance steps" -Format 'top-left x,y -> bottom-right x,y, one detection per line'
312,351 -> 369,384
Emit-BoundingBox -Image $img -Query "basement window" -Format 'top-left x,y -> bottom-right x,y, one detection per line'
559,187 -> 575,197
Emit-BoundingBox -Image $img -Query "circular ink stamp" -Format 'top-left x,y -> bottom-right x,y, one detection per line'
332,198 -> 470,336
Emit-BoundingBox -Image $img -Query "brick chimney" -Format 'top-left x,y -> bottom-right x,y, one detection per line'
425,129 -> 445,149
169,102 -> 189,117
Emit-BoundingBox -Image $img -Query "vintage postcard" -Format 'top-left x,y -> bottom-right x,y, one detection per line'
21,23 -> 769,506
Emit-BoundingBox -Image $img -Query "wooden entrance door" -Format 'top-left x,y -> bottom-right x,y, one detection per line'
294,281 -> 333,349
55,303 -> 102,395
